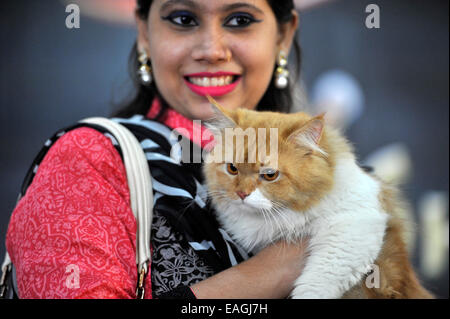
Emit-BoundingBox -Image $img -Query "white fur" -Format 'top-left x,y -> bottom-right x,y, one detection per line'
213,155 -> 389,299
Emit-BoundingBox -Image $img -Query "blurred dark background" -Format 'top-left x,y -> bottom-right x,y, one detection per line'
1,0 -> 448,298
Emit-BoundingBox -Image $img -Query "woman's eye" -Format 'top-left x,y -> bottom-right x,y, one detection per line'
163,12 -> 198,27
226,163 -> 239,175
225,14 -> 258,28
173,15 -> 196,26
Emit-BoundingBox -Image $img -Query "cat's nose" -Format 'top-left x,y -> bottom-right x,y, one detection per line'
236,191 -> 249,200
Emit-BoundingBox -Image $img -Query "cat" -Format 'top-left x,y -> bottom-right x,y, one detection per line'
202,96 -> 433,299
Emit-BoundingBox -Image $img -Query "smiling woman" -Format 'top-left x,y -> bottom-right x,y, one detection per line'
4,0 -> 307,299
115,0 -> 301,119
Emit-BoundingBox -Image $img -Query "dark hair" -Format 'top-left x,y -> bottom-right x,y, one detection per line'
113,0 -> 301,119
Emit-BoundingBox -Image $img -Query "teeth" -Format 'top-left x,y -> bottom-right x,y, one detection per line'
188,76 -> 234,87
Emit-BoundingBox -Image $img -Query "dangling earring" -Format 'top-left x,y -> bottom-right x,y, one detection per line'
138,51 -> 152,85
274,50 -> 289,89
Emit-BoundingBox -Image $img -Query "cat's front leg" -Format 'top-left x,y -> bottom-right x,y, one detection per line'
289,212 -> 388,299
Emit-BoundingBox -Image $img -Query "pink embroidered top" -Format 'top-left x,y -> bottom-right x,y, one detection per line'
6,101 -> 212,298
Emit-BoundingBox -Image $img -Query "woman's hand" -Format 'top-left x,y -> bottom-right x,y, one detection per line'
190,239 -> 309,299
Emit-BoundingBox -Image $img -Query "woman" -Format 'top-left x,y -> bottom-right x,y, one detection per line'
4,0 -> 308,299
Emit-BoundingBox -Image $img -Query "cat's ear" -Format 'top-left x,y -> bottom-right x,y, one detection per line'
203,95 -> 237,136
287,114 -> 327,156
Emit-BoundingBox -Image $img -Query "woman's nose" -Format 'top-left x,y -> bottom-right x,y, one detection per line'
191,26 -> 231,64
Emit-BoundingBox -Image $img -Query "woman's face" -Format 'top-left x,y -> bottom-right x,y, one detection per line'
137,0 -> 298,120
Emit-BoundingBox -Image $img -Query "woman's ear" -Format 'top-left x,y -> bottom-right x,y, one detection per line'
277,10 -> 299,53
135,13 -> 151,55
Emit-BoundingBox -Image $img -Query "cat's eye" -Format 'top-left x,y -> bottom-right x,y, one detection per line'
261,170 -> 280,182
226,163 -> 239,175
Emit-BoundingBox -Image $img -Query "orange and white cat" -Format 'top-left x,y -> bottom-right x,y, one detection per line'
202,97 -> 432,299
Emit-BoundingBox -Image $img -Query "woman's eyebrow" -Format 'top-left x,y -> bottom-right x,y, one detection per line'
160,0 -> 264,15
160,0 -> 198,11
220,2 -> 265,15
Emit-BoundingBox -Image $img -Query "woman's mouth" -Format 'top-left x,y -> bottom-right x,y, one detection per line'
184,72 -> 241,97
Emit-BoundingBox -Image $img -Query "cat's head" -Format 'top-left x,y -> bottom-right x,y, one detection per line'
203,97 -> 336,213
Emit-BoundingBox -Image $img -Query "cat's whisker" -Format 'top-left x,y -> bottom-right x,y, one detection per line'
259,209 -> 272,248
261,207 -> 283,238
270,200 -> 296,237
272,205 -> 299,241
269,203 -> 289,227
262,208 -> 290,260
271,200 -> 288,211
256,191 -> 287,236
206,190 -> 232,203
267,209 -> 281,237
260,208 -> 270,231
206,190 -> 228,197
258,208 -> 273,238
273,210 -> 286,235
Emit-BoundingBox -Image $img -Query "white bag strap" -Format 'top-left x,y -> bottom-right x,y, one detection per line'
0,253 -> 12,297
2,117 -> 153,298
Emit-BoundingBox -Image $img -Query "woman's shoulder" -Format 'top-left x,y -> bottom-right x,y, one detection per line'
34,125 -> 130,200
50,125 -> 119,156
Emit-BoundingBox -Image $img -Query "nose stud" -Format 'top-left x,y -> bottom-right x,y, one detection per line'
236,191 -> 248,200
226,51 -> 232,63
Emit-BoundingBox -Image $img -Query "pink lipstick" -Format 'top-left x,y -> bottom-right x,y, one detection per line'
184,72 -> 241,97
